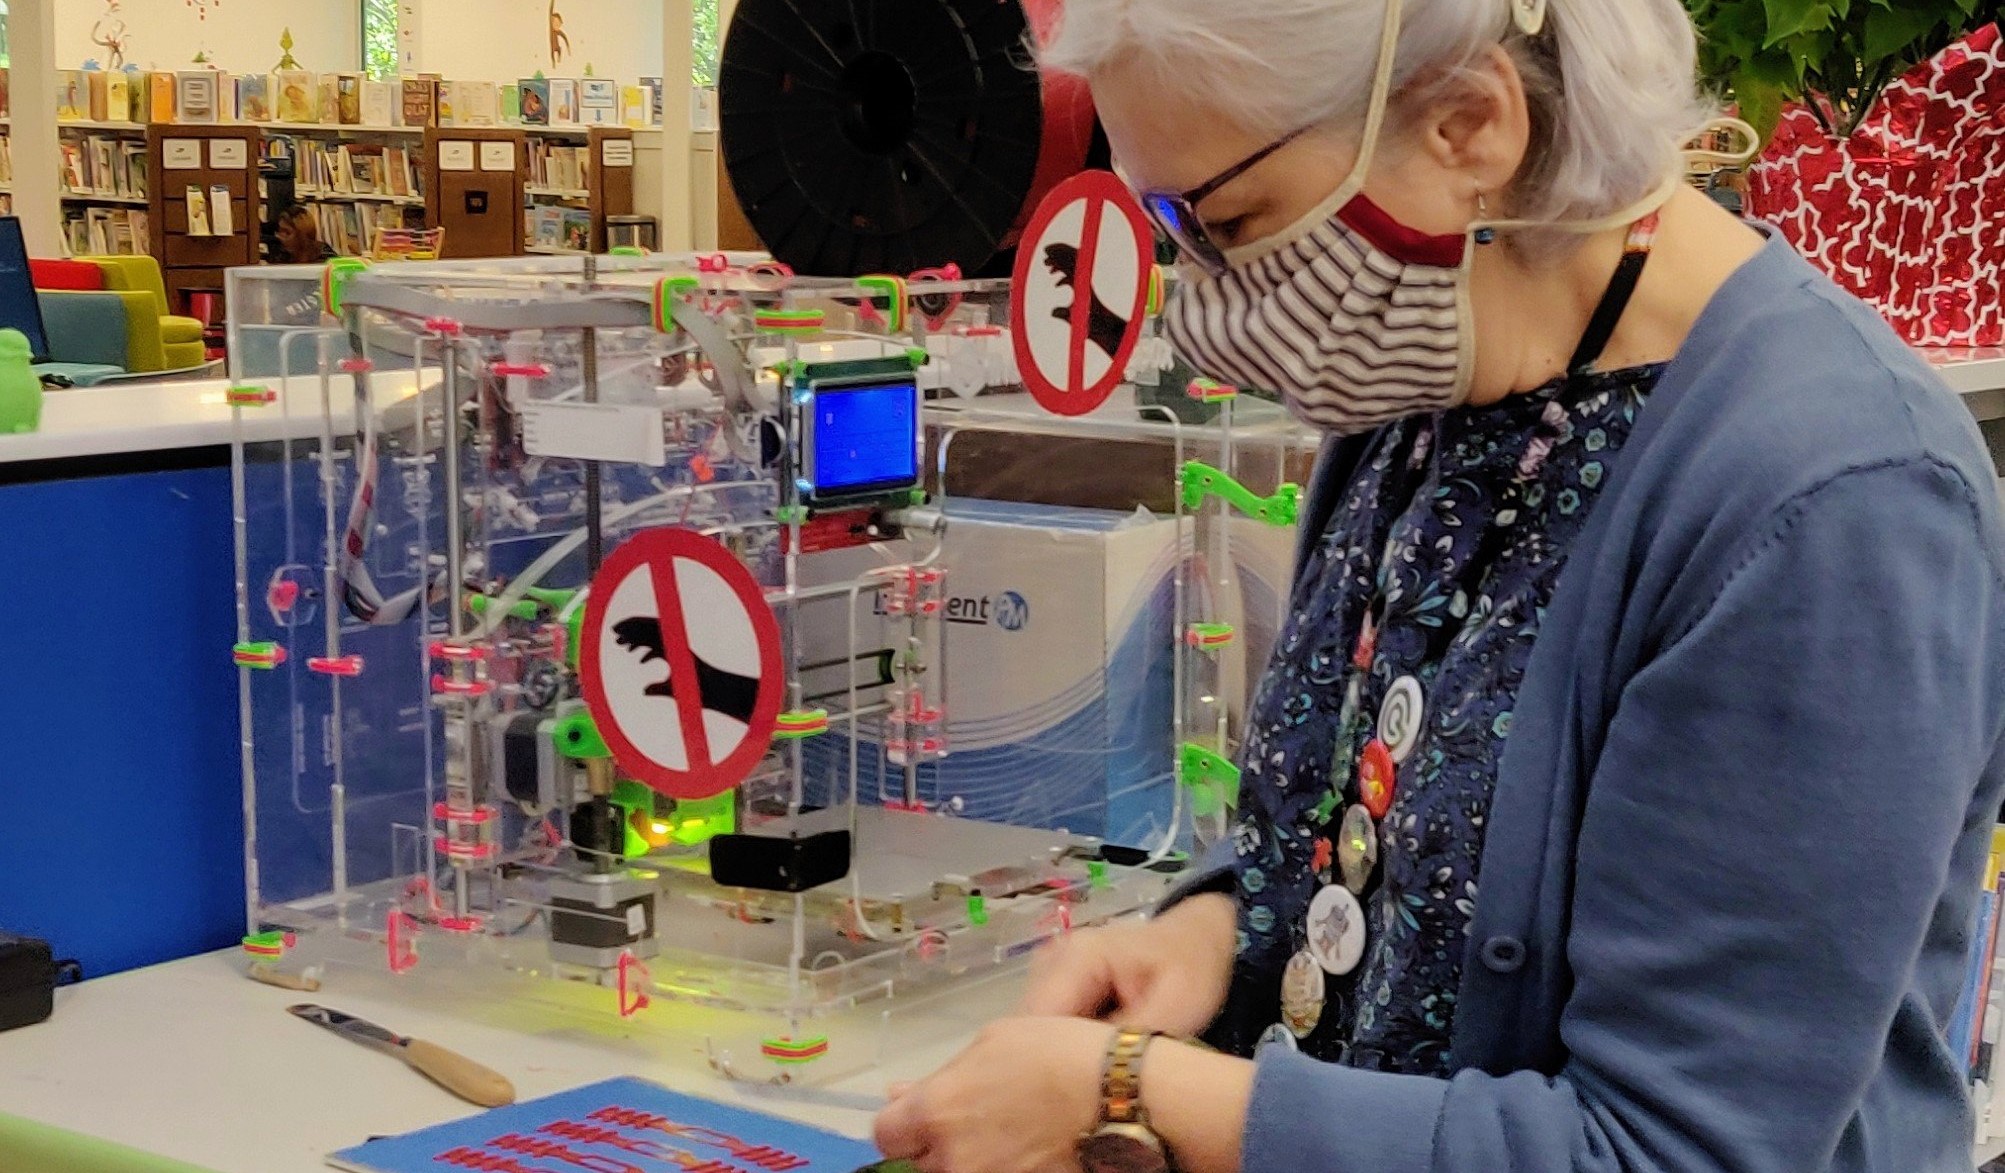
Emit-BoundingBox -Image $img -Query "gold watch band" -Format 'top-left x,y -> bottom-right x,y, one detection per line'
1100,1028 -> 1159,1127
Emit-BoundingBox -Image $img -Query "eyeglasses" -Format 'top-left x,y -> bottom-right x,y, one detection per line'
1136,127 -> 1309,276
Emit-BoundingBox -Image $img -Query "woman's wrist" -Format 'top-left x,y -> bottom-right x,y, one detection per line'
1135,1037 -> 1255,1173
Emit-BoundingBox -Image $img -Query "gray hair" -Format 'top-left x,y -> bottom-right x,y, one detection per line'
1041,0 -> 1714,235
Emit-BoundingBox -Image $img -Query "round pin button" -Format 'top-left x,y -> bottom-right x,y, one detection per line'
1257,1023 -> 1299,1053
1305,884 -> 1367,976
1281,949 -> 1327,1038
1358,738 -> 1396,820
1338,804 -> 1379,894
1379,675 -> 1424,763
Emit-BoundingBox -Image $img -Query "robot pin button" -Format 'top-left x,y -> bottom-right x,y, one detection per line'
1011,171 -> 1155,418
578,528 -> 785,801
1306,885 -> 1368,977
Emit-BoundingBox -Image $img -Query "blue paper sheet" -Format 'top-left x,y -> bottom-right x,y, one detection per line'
327,1077 -> 886,1173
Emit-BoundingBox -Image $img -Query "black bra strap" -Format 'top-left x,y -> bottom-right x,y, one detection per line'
1567,222 -> 1656,375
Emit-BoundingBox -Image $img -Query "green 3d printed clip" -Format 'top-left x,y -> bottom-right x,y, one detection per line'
1186,378 -> 1238,403
651,275 -> 700,331
233,641 -> 287,669
553,709 -> 611,761
242,930 -> 293,959
1145,265 -> 1167,317
608,246 -> 646,257
776,710 -> 830,739
1178,743 -> 1242,818
760,1035 -> 830,1065
322,257 -> 369,318
225,385 -> 277,408
1186,622 -> 1236,650
1180,461 -> 1301,528
855,275 -> 907,332
754,309 -> 827,335
967,894 -> 989,926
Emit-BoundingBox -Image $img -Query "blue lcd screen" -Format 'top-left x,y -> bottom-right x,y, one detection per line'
806,380 -> 920,500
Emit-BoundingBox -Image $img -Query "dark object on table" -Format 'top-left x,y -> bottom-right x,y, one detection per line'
0,932 -> 79,1032
710,829 -> 853,892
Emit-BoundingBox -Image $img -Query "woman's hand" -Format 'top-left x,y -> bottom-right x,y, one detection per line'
873,1016 -> 1109,1173
1015,892 -> 1237,1035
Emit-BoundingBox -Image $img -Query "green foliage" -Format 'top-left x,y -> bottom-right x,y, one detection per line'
1686,0 -> 2002,139
692,0 -> 721,87
362,0 -> 399,80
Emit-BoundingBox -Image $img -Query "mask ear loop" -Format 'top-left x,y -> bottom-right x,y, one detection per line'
1215,0 -> 1406,270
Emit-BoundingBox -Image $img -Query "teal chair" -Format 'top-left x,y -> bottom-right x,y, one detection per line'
34,292 -> 131,387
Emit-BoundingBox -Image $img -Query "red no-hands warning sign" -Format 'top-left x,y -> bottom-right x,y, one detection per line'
1011,171 -> 1153,418
579,528 -> 783,800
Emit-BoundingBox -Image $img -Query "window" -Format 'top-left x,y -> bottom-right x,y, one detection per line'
362,0 -> 398,80
693,0 -> 719,86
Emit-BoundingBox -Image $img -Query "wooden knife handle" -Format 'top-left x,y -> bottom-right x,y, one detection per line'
402,1038 -> 516,1107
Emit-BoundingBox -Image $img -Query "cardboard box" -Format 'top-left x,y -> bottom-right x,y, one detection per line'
795,501 -> 1293,847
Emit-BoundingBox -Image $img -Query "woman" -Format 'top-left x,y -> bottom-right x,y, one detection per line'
274,205 -> 337,263
874,0 -> 2005,1170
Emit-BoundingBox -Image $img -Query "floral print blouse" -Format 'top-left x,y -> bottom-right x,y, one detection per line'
1217,363 -> 1665,1075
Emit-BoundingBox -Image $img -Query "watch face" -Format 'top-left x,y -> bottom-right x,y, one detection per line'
1079,1131 -> 1169,1173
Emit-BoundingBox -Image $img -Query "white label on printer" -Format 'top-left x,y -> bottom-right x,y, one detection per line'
626,903 -> 649,936
521,401 -> 665,466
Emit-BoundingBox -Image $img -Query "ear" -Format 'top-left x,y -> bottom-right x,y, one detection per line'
1406,45 -> 1530,196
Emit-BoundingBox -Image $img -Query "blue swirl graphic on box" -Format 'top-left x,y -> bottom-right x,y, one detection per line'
802,573 -> 1179,846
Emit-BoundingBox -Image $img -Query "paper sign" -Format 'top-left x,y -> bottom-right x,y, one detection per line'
521,400 -> 666,466
601,138 -> 634,168
438,140 -> 476,172
579,530 -> 784,800
208,185 -> 235,235
480,140 -> 517,172
1010,171 -> 1154,417
208,139 -> 248,170
162,139 -> 202,170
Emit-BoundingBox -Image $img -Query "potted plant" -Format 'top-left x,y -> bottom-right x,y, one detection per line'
1686,0 -> 2005,348
1686,0 -> 2002,139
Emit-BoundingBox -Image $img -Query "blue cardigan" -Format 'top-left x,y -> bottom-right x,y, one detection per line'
1217,233 -> 2005,1172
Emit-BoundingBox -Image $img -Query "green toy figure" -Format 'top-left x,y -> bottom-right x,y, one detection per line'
0,329 -> 43,434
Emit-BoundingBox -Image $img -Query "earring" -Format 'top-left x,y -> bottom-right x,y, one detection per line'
1474,188 -> 1497,246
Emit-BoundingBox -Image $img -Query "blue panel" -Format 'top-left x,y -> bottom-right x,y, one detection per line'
0,464 -> 243,977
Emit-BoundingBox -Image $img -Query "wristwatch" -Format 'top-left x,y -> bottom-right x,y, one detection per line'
1077,1028 -> 1172,1173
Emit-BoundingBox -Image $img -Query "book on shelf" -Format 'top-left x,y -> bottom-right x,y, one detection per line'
361,81 -> 396,128
336,74 -> 365,125
527,205 -> 564,249
303,199 -> 420,258
519,78 -> 551,126
185,186 -> 214,236
400,76 -> 438,128
217,73 -> 239,121
640,77 -> 663,125
58,134 -> 148,200
57,71 -> 90,121
238,74 -> 273,123
548,79 -> 579,125
0,196 -> 12,217
318,76 -> 342,126
621,84 -> 651,128
148,72 -> 178,123
106,70 -> 132,123
63,205 -> 149,256
88,70 -> 110,121
436,80 -> 458,127
579,78 -> 618,126
276,70 -> 319,123
0,68 -> 11,120
528,140 -> 590,190
501,84 -> 522,125
561,207 -> 591,251
0,136 -> 12,185
176,71 -> 219,124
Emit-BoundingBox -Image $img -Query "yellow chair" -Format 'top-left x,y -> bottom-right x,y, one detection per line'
83,256 -> 209,371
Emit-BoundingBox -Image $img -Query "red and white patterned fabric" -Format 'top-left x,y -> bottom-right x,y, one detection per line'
1748,25 -> 2005,347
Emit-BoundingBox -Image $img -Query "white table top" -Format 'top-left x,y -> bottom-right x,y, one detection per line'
0,949 -> 1015,1172
0,372 -> 431,465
